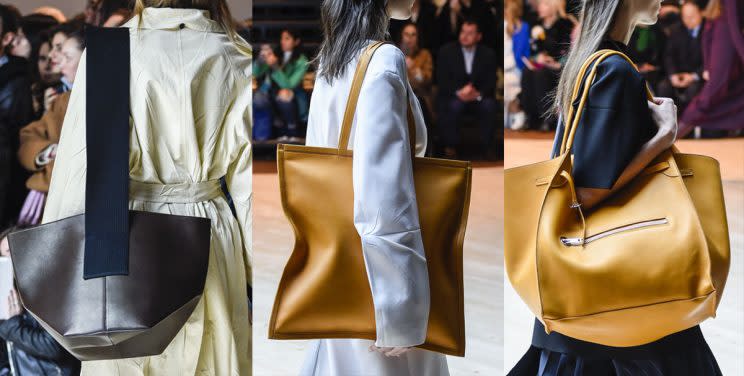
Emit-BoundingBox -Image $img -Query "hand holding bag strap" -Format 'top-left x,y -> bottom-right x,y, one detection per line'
84,27 -> 131,279
337,41 -> 417,159
559,50 -> 654,156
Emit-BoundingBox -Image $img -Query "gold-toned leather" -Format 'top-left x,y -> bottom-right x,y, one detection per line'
268,41 -> 471,356
504,50 -> 730,347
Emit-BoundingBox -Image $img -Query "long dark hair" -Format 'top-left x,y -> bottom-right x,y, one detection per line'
279,29 -> 303,66
315,0 -> 389,83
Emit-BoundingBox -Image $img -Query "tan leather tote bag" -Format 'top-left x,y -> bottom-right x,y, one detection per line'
268,41 -> 471,356
504,49 -> 730,347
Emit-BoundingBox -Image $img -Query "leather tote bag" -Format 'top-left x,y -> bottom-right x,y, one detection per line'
7,27 -> 211,360
504,49 -> 730,347
268,41 -> 471,356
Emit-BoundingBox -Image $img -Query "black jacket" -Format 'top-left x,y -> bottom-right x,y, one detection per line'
551,41 -> 656,189
664,21 -> 705,77
0,55 -> 34,227
436,42 -> 497,100
0,312 -> 80,376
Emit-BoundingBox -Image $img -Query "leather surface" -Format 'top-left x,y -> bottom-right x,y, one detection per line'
8,210 -> 211,360
504,50 -> 730,347
268,42 -> 471,356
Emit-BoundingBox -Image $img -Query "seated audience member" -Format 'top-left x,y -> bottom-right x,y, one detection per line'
658,0 -> 682,37
399,23 -> 434,129
0,5 -> 34,228
16,29 -> 84,226
253,29 -> 309,142
657,1 -> 705,113
628,23 -> 666,89
437,20 -> 497,158
390,0 -> 437,53
0,227 -> 81,376
518,0 -> 573,130
504,0 -> 530,129
11,14 -> 60,118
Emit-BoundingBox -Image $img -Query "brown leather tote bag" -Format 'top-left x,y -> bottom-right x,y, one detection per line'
268,42 -> 471,356
504,50 -> 730,347
7,27 -> 211,360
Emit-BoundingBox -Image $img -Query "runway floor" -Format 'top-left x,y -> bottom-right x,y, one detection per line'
253,162 -> 502,375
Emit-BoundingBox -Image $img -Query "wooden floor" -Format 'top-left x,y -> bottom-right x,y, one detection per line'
503,137 -> 744,374
252,162 -> 503,375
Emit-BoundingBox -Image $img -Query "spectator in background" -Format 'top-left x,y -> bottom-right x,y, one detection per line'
0,227 -> 81,376
518,0 -> 574,131
658,1 -> 705,113
400,23 -> 434,131
390,0 -> 437,53
253,29 -> 309,142
0,5 -> 34,228
437,20 -> 497,158
504,0 -> 529,129
627,23 -> 666,88
436,0 -> 497,50
12,14 -> 60,118
16,29 -> 84,226
680,0 -> 744,137
46,21 -> 84,109
658,0 -> 682,36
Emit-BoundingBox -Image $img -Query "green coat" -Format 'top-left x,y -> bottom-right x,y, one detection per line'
254,54 -> 309,90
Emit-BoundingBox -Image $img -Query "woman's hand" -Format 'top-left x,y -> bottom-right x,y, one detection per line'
648,97 -> 678,133
7,289 -> 22,318
44,87 -> 58,110
368,344 -> 413,357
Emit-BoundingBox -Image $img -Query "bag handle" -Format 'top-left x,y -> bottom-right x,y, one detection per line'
84,27 -> 131,279
559,49 -> 654,156
337,41 -> 417,159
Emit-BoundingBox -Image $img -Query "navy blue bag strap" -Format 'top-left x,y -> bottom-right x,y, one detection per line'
83,27 -> 131,279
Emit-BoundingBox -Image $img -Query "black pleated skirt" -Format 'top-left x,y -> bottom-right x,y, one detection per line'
507,322 -> 723,376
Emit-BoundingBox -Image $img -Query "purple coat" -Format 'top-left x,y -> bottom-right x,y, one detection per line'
680,0 -> 744,132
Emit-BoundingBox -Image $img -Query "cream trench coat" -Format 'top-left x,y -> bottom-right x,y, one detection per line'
41,8 -> 252,376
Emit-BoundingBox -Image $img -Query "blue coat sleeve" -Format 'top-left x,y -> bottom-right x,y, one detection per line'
553,56 -> 656,189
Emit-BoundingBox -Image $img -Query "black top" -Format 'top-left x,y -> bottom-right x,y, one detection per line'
531,18 -> 574,61
539,40 -> 705,357
436,42 -> 497,100
664,21 -> 705,76
551,40 -> 656,189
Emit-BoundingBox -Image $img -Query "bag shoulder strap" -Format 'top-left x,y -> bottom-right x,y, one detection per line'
84,27 -> 131,279
559,49 -> 654,155
337,41 -> 416,159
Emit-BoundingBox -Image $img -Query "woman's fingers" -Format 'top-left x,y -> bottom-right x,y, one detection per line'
385,347 -> 412,357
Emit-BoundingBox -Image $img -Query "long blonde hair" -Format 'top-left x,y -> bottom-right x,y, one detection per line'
133,0 -> 238,42
554,0 -> 620,123
505,0 -> 523,36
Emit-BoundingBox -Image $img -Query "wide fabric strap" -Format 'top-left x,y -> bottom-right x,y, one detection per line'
337,41 -> 417,159
560,50 -> 654,155
84,27 -> 131,279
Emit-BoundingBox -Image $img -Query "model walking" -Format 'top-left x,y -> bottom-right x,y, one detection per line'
509,0 -> 722,375
298,0 -> 448,374
41,1 -> 252,375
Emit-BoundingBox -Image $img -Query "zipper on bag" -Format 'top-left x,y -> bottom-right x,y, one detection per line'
560,218 -> 669,246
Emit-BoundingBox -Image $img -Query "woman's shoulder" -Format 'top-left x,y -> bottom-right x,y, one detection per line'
366,43 -> 407,81
222,35 -> 252,80
594,54 -> 645,85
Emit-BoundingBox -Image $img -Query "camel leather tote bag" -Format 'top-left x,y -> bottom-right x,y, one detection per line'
268,41 -> 471,356
7,27 -> 211,360
504,49 -> 730,347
